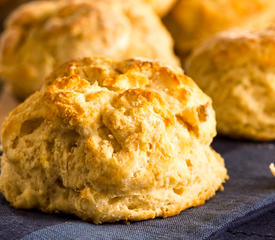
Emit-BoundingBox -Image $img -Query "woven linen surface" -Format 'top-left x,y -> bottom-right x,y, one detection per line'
0,137 -> 275,240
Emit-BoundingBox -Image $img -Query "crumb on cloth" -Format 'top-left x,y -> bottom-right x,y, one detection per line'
270,163 -> 275,177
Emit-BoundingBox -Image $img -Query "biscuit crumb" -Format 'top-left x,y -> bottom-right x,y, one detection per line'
270,163 -> 275,177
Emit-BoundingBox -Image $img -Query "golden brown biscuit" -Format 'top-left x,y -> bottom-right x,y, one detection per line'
163,0 -> 275,60
143,0 -> 177,16
0,0 -> 179,100
0,57 -> 228,224
186,28 -> 275,140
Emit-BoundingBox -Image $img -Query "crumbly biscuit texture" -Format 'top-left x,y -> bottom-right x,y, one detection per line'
186,28 -> 275,140
0,0 -> 179,99
0,58 -> 227,223
164,0 -> 275,60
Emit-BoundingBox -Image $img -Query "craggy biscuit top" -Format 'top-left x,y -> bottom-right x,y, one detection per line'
186,28 -> 275,140
0,0 -> 179,99
43,57 -> 216,144
0,58 -> 227,223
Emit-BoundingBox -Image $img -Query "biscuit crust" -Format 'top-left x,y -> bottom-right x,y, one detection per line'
0,58 -> 228,223
0,0 -> 179,99
186,28 -> 275,140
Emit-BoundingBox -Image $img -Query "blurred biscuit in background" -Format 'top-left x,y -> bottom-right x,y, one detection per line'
143,0 -> 177,17
0,0 -> 179,100
164,0 -> 275,62
0,0 -> 178,24
186,28 -> 275,140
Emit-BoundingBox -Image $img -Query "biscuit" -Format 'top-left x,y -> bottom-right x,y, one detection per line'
186,28 -> 275,140
143,0 -> 177,16
163,0 -> 275,60
0,57 -> 228,223
0,0 -> 179,100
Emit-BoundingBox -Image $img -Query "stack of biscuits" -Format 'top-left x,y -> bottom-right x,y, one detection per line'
0,0 -> 274,224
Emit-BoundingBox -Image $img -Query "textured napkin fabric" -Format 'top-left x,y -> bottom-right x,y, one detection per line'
0,137 -> 275,240
211,201 -> 275,239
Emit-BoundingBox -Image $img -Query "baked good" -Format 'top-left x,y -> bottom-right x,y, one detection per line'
0,0 -> 179,100
270,164 -> 275,177
186,28 -> 275,140
0,57 -> 228,223
143,0 -> 177,16
163,0 -> 275,60
0,0 -> 33,89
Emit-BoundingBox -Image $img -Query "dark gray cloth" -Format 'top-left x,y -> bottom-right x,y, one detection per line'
211,201 -> 275,239
0,137 -> 275,240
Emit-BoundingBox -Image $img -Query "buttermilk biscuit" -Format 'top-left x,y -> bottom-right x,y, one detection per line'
0,57 -> 228,224
163,0 -> 275,60
186,28 -> 275,140
0,0 -> 179,100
